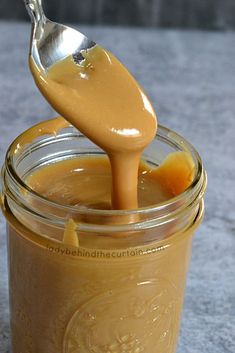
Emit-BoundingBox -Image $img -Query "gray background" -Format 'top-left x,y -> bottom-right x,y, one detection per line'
0,0 -> 235,29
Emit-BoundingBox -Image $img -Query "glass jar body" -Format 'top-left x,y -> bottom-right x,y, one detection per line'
7,220 -> 198,353
1,118 -> 206,353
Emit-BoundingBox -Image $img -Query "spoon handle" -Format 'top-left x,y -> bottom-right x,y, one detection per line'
23,0 -> 46,24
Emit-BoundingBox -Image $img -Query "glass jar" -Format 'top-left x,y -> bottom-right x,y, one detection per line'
1,117 -> 206,353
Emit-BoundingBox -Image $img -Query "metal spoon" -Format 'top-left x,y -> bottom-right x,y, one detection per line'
23,0 -> 96,72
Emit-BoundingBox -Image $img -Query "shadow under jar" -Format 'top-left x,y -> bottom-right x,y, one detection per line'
1,117 -> 206,353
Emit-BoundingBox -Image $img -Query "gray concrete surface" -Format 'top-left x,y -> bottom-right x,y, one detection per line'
0,21 -> 234,353
0,0 -> 235,29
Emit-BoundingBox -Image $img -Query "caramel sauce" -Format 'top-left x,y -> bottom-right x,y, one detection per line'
1,25 -> 202,353
26,153 -> 194,210
30,46 -> 157,209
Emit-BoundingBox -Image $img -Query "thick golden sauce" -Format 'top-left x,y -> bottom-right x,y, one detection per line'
2,23 -> 203,353
30,46 -> 157,209
26,152 -> 194,210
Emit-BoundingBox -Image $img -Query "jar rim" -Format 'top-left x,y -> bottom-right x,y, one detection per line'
2,117 -> 206,233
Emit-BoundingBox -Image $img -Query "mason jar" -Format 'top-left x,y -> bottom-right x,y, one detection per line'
1,117 -> 206,353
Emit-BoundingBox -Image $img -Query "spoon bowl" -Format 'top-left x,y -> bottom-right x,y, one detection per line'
23,0 -> 157,156
24,0 -> 96,72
